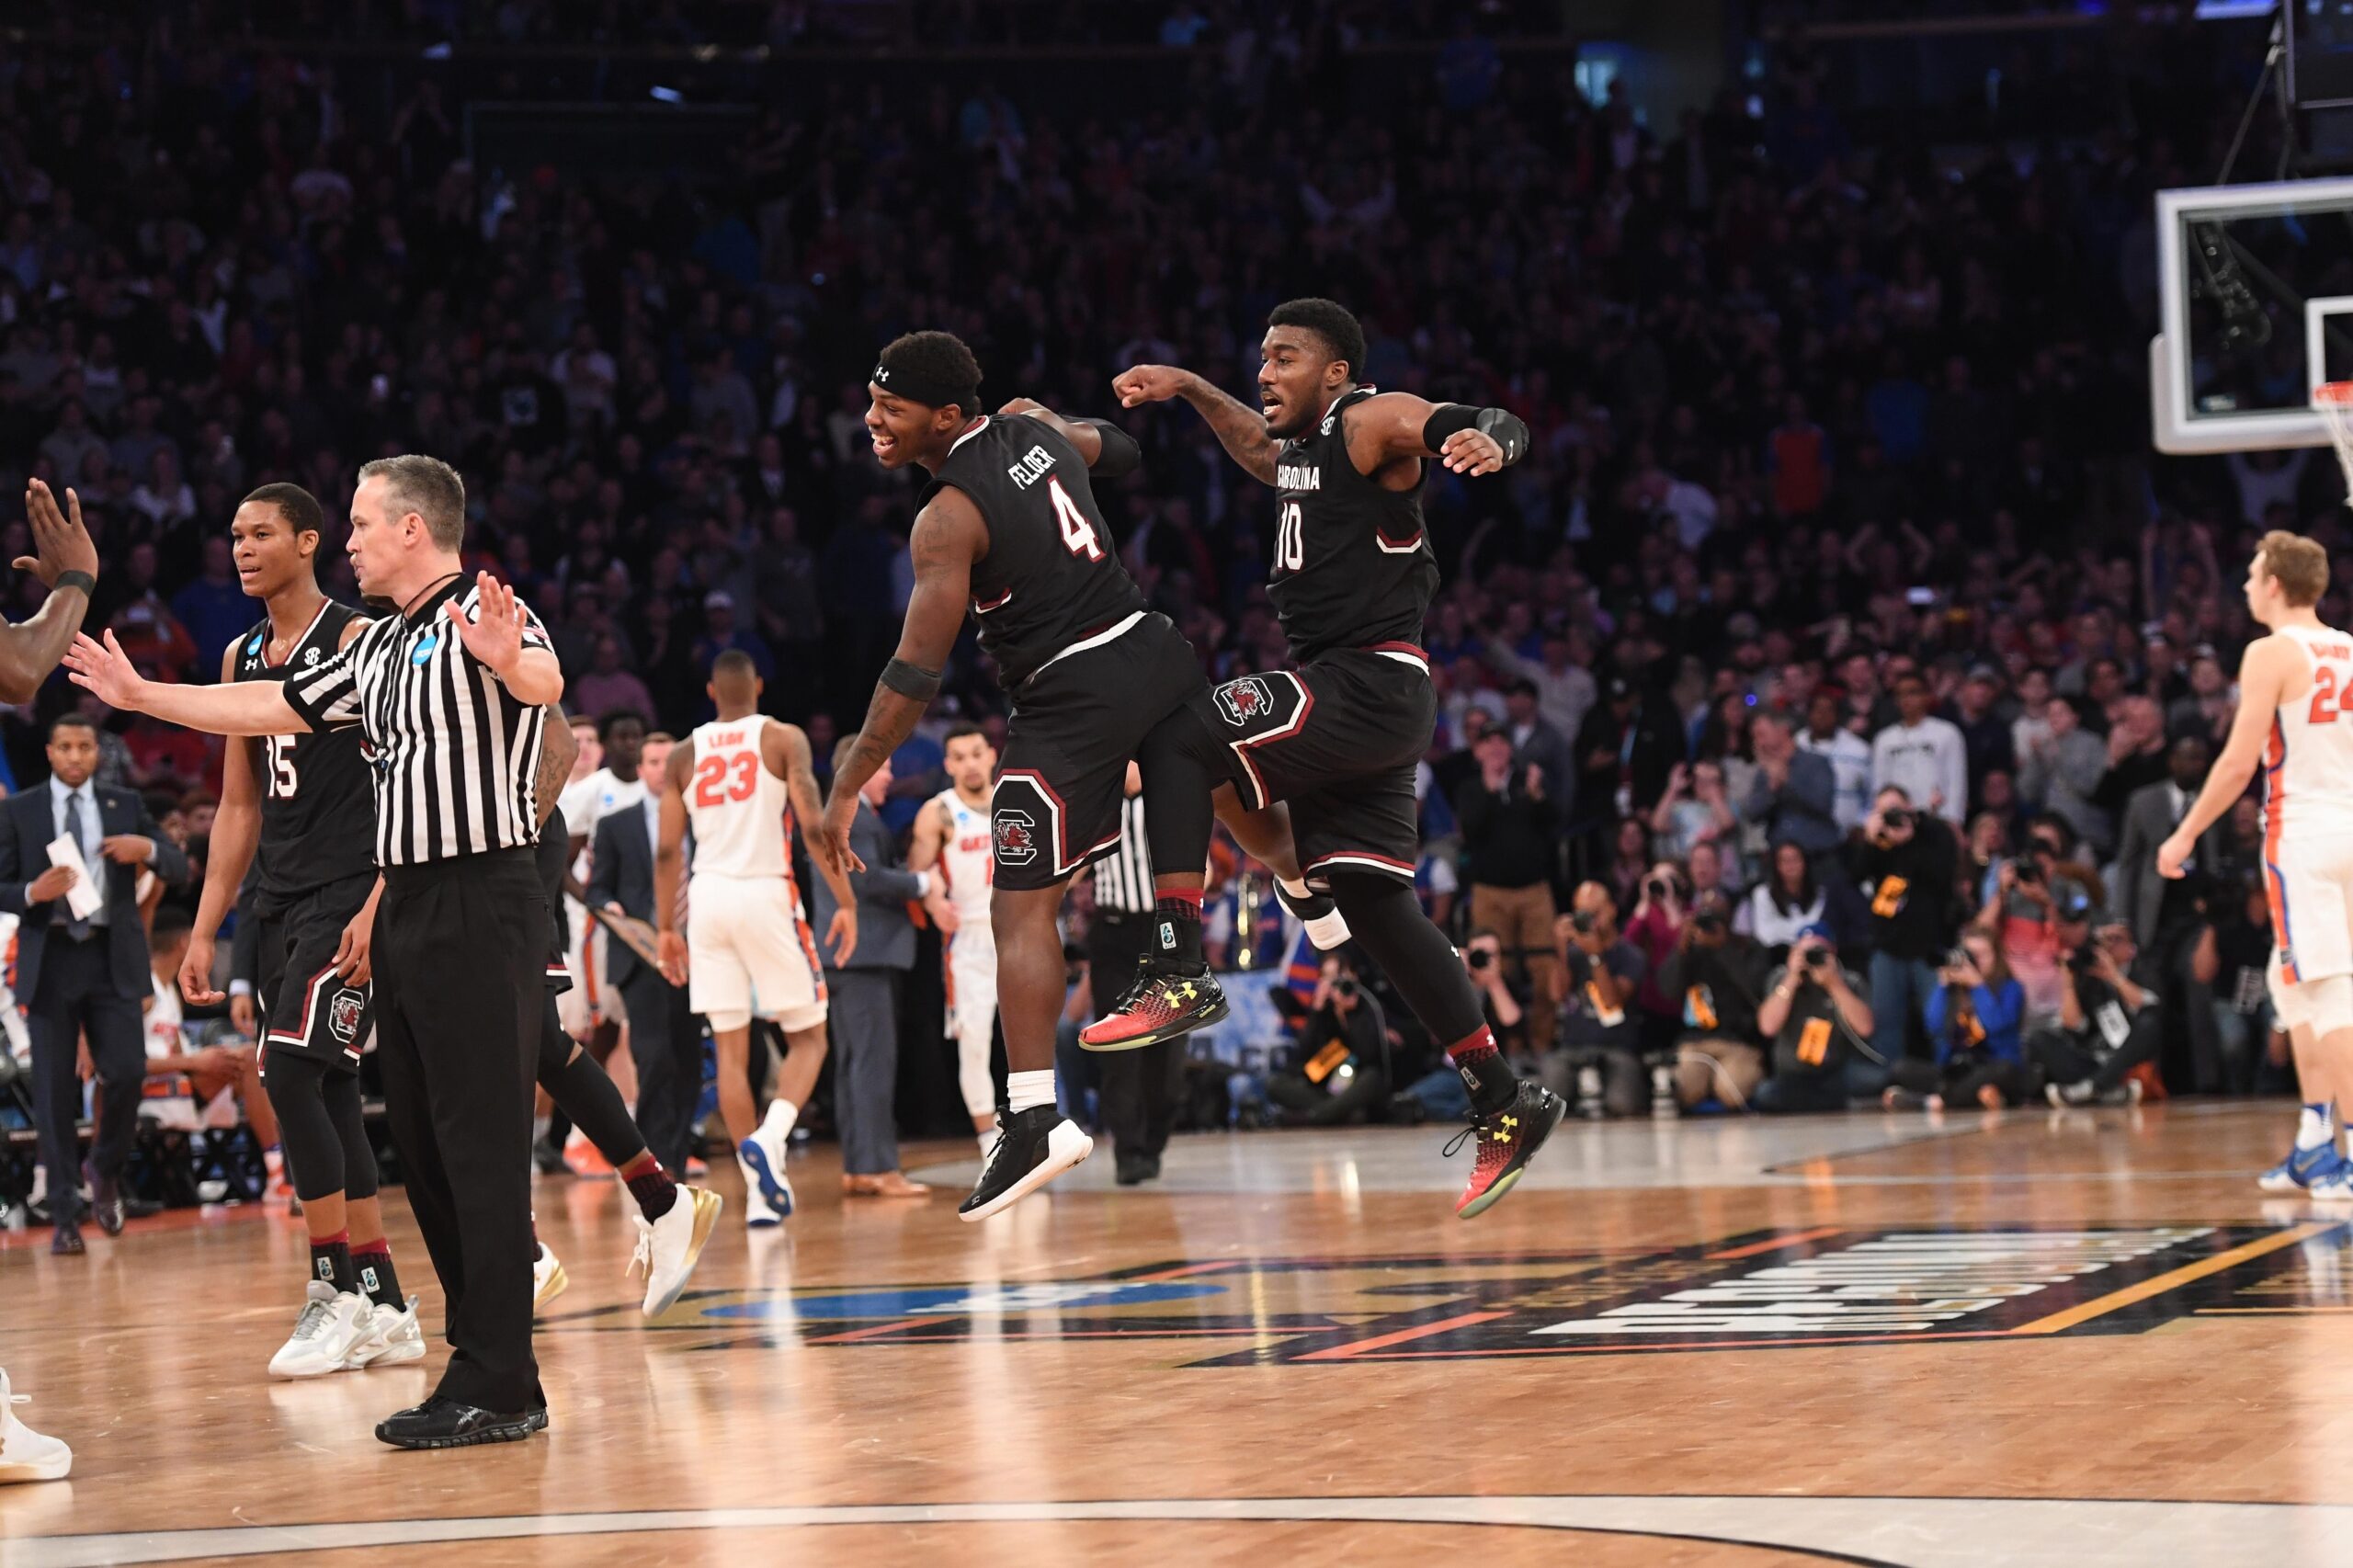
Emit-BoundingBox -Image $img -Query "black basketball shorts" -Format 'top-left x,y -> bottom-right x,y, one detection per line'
1189,642 -> 1435,884
992,611 -> 1209,892
256,872 -> 377,1072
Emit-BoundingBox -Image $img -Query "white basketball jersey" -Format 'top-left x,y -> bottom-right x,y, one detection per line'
687,715 -> 791,879
2268,624 -> 2353,841
931,788 -> 995,920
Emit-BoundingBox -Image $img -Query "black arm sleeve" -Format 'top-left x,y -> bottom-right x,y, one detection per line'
1081,418 -> 1142,479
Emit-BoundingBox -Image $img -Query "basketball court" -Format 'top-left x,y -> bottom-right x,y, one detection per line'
6,1108 -> 2353,1567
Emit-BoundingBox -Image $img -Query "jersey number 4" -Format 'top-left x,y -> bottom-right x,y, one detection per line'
693,751 -> 759,807
1048,476 -> 1104,562
263,734 -> 299,798
2313,665 -> 2349,725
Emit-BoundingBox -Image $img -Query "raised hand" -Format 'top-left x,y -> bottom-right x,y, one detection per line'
63,630 -> 146,709
21,480 -> 97,589
1438,427 -> 1507,476
447,570 -> 527,676
1113,364 -> 1191,408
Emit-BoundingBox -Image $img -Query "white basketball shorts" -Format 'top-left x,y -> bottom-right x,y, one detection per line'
687,875 -> 827,1033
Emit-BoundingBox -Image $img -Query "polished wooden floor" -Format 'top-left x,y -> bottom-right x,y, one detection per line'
8,1102 -> 2353,1566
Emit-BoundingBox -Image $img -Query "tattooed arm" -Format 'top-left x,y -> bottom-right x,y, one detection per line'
767,719 -> 856,963
1111,364 -> 1278,485
535,704 -> 579,830
815,489 -> 983,875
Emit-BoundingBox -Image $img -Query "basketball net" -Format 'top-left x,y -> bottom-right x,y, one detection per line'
2317,381 -> 2353,506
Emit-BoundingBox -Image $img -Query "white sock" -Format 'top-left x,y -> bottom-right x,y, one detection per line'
2298,1103 -> 2336,1152
1279,876 -> 1310,899
766,1099 -> 800,1141
1007,1069 -> 1056,1115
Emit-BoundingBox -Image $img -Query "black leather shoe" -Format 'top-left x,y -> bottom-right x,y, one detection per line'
90,1196 -> 125,1236
51,1222 -> 85,1256
532,1136 -> 568,1176
1114,1153 -> 1160,1187
120,1195 -> 164,1221
375,1395 -> 545,1450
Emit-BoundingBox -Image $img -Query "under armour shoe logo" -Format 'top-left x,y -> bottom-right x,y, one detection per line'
1159,922 -> 1176,950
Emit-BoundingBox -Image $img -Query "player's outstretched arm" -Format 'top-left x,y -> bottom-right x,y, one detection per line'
997,400 -> 1142,479
2159,635 -> 2292,878
0,480 -> 100,704
818,494 -> 982,876
769,721 -> 858,965
184,643 -> 262,1006
64,631 -> 308,735
1112,364 -> 1279,485
1346,392 -> 1530,478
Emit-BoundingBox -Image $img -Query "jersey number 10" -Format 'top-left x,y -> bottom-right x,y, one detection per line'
1274,501 -> 1304,571
694,751 -> 759,807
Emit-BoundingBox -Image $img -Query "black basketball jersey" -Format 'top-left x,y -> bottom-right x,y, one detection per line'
921,414 -> 1145,688
233,599 -> 380,894
1269,386 -> 1438,662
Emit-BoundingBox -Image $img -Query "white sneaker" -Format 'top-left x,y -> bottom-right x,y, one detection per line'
533,1244 -> 569,1311
0,1369 -> 71,1483
344,1296 -> 426,1369
2313,1167 -> 2353,1202
630,1186 -> 722,1318
738,1152 -> 783,1228
268,1281 -> 375,1379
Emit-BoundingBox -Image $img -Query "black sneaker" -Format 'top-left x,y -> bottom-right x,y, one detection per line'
375,1395 -> 545,1450
960,1104 -> 1093,1222
1114,1152 -> 1161,1187
532,1135 -> 568,1176
1078,966 -> 1230,1051
1444,1080 -> 1567,1219
1273,882 -> 1351,949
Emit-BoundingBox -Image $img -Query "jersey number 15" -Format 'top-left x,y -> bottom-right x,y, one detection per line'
263,734 -> 299,798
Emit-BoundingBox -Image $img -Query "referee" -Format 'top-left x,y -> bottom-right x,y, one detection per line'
1088,767 -> 1188,1186
66,454 -> 561,1449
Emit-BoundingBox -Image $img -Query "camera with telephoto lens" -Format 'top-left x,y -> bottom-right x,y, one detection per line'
1945,947 -> 1971,971
1570,910 -> 1597,935
1801,942 -> 1830,970
2013,858 -> 2042,884
1467,947 -> 1495,971
2065,943 -> 2097,973
1881,807 -> 1912,834
1692,911 -> 1727,936
1333,976 -> 1359,1001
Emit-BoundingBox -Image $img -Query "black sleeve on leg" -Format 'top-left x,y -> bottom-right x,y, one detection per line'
1134,706 -> 1225,889
1325,870 -> 1487,1049
324,1068 -> 379,1200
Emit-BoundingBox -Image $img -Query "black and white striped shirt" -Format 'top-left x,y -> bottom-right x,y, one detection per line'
1090,794 -> 1154,915
280,577 -> 552,868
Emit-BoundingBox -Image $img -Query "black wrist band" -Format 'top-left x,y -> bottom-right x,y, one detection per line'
881,657 -> 942,702
54,571 -> 95,595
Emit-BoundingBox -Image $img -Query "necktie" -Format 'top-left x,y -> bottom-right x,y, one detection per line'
61,790 -> 91,940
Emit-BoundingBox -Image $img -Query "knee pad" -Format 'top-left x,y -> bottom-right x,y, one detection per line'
2291,971 -> 2353,1036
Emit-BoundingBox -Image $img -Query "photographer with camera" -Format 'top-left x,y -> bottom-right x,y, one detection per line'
1625,859 -> 1694,1049
1267,952 -> 1392,1127
1540,882 -> 1648,1118
1852,784 -> 1961,1071
1973,813 -> 2104,1032
2035,914 -> 2163,1107
1751,925 -> 1880,1112
1657,891 -> 1770,1109
1394,930 -> 1527,1123
1882,929 -> 2029,1109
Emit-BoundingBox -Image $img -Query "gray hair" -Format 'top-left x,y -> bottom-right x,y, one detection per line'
357,454 -> 466,551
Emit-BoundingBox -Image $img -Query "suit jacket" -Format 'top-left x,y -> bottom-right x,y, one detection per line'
2113,779 -> 2228,949
0,782 -> 188,1001
587,801 -> 663,988
811,799 -> 922,972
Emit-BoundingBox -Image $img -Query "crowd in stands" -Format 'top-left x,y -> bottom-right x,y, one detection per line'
0,4 -> 2329,1144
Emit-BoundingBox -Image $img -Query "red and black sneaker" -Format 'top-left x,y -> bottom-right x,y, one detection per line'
1445,1080 -> 1566,1219
1079,966 -> 1231,1052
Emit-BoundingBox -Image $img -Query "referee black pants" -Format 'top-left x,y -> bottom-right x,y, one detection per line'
1088,912 -> 1185,1158
375,849 -> 546,1415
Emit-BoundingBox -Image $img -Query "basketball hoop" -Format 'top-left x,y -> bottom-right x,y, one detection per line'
2317,381 -> 2353,503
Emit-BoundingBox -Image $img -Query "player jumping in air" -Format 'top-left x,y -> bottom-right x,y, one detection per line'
1112,299 -> 1567,1217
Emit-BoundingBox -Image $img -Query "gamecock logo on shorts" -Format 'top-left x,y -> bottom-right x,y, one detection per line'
1216,676 -> 1274,727
995,809 -> 1039,866
328,988 -> 365,1043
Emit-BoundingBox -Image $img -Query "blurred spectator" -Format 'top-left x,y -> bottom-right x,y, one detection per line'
1500,678 -> 1574,810
1574,676 -> 1684,850
1742,838 -> 1869,954
1870,672 -> 1966,826
1658,892 -> 1768,1109
1544,881 -> 1647,1118
1799,689 -> 1873,832
1743,710 -> 1841,860
1853,786 -> 1961,1069
1884,930 -> 2029,1109
1482,630 -> 1595,745
1651,759 -> 1738,864
170,539 -> 250,669
2018,695 -> 2113,855
1752,925 -> 1878,1112
573,633 -> 658,724
1947,665 -> 2016,807
1456,730 -> 1559,1056
2210,877 -> 2289,1096
2113,734 -> 2228,1092
1268,954 -> 1390,1127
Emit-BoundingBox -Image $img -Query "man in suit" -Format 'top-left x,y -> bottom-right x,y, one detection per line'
585,733 -> 698,1176
2114,733 -> 2229,1092
811,741 -> 931,1198
0,714 -> 188,1253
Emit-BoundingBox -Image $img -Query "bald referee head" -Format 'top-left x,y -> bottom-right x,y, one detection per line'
347,454 -> 470,608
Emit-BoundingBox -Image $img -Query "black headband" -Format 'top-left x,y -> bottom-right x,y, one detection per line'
870,361 -> 977,413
